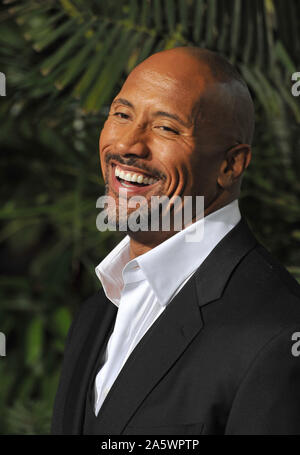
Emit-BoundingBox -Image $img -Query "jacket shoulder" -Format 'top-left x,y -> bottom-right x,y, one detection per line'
64,288 -> 107,351
218,241 -> 300,335
239,242 -> 300,307
253,243 -> 300,299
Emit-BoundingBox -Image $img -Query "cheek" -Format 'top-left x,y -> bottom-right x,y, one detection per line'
152,137 -> 190,171
98,131 -> 110,179
99,121 -> 111,149
190,155 -> 221,195
99,119 -> 118,155
99,119 -> 120,147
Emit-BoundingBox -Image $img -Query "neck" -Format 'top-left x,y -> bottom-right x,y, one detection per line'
128,229 -> 177,260
127,193 -> 238,260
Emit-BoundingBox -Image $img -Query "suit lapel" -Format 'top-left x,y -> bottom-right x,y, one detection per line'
95,272 -> 203,434
194,217 -> 258,306
63,217 -> 258,434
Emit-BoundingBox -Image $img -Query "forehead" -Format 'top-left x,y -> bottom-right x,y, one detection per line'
115,60 -> 211,119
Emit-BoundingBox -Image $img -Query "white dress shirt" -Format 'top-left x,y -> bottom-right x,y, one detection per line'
93,199 -> 241,416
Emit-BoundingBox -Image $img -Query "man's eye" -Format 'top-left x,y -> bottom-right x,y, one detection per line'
156,126 -> 179,135
113,112 -> 129,119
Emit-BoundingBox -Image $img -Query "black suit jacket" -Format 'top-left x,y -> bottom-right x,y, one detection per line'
51,218 -> 300,435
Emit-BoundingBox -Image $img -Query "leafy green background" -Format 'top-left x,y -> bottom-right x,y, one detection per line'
0,0 -> 299,434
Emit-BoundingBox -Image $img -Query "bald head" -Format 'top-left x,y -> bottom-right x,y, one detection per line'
132,46 -> 255,146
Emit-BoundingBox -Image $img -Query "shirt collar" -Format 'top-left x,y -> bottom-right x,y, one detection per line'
95,234 -> 131,306
95,199 -> 241,307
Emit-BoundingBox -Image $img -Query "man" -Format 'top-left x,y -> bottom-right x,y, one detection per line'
51,47 -> 300,435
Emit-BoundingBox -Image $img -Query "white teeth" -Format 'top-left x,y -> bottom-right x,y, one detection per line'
114,166 -> 158,185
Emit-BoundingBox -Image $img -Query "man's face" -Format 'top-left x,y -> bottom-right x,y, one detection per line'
99,51 -> 225,230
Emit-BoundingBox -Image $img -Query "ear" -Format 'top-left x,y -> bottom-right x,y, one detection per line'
217,144 -> 251,189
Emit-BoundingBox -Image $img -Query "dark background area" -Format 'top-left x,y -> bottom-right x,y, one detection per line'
0,0 -> 299,434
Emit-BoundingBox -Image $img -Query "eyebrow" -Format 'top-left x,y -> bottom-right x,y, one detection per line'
111,98 -> 133,109
111,97 -> 190,128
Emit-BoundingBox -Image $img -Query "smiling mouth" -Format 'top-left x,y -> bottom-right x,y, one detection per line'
113,164 -> 160,188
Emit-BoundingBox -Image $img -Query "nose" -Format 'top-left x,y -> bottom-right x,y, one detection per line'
114,122 -> 149,159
